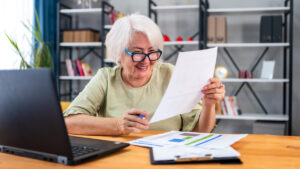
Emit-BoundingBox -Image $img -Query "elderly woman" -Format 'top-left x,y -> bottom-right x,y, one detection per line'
64,14 -> 225,136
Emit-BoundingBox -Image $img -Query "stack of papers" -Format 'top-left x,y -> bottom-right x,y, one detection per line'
129,131 -> 247,163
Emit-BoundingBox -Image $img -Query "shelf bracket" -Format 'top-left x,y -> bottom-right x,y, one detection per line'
233,82 -> 269,115
250,47 -> 269,73
164,45 -> 184,61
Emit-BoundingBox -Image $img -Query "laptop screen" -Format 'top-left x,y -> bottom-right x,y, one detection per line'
0,69 -> 73,158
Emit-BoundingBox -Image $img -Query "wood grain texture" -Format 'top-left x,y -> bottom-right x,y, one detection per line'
1,130 -> 300,169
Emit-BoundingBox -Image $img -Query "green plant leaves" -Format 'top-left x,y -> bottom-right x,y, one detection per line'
5,10 -> 53,69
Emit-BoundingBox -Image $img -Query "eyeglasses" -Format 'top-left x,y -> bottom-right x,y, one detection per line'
124,49 -> 162,62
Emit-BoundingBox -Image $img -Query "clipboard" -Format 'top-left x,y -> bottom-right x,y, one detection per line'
149,148 -> 242,165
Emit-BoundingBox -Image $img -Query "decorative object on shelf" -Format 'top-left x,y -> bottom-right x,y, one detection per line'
109,9 -> 125,24
6,12 -> 52,69
187,37 -> 193,41
260,60 -> 275,79
238,70 -> 246,78
238,70 -> 253,79
117,12 -> 125,19
163,34 -> 170,41
176,36 -> 183,41
246,71 -> 253,79
214,66 -> 228,79
74,0 -> 100,8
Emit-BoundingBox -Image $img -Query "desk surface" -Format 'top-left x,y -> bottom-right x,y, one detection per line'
1,130 -> 300,169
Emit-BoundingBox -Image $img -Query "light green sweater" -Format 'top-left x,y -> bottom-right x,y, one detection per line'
64,62 -> 202,131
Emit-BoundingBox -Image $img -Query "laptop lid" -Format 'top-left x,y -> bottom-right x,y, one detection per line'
0,69 -> 74,161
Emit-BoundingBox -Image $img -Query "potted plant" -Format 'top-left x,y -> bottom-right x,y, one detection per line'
6,12 -> 53,69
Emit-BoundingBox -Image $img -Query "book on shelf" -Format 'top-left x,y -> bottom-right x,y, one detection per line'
260,15 -> 283,43
216,101 -> 222,115
217,96 -> 241,116
220,99 -> 227,115
109,9 -> 116,24
72,60 -> 79,76
65,59 -> 74,76
216,16 -> 227,43
207,16 -> 216,43
76,60 -> 85,76
62,29 -> 100,42
224,96 -> 234,116
82,63 -> 92,76
232,96 -> 242,116
65,59 -> 92,77
272,16 -> 282,42
207,16 -> 227,43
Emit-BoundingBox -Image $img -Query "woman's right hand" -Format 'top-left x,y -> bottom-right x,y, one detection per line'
118,108 -> 150,135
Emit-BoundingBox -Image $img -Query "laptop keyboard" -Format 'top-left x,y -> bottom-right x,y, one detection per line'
71,145 -> 100,157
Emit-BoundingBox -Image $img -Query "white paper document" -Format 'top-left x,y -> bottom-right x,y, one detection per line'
150,48 -> 218,123
129,131 -> 247,149
152,146 -> 240,161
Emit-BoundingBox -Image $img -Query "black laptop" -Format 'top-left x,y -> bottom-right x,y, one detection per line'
0,68 -> 129,165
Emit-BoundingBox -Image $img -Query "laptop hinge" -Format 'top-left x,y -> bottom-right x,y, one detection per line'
0,145 -> 3,152
57,156 -> 68,165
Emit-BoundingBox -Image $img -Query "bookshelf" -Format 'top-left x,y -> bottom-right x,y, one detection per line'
149,0 -> 293,134
56,1 -> 115,101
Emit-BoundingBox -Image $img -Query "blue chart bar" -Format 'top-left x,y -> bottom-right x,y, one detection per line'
169,138 -> 184,142
132,141 -> 164,147
194,135 -> 223,147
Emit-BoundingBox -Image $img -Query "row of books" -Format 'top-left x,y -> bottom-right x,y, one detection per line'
65,59 -> 92,77
207,16 -> 227,44
216,96 -> 242,116
63,29 -> 100,42
260,15 -> 282,42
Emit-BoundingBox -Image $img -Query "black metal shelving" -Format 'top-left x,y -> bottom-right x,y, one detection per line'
56,1 -> 114,101
148,0 -> 293,135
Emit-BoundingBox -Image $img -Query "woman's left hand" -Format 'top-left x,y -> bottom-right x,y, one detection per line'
202,78 -> 225,106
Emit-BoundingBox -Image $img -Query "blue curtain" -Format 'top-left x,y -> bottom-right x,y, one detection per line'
34,0 -> 60,73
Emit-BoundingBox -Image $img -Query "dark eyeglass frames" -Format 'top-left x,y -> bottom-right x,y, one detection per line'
124,49 -> 162,62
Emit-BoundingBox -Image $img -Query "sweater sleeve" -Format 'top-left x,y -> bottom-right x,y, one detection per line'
63,68 -> 108,117
180,100 -> 203,131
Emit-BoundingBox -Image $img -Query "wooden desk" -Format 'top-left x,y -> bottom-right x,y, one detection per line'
1,131 -> 300,169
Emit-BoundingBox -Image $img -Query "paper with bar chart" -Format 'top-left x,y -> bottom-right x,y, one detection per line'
129,131 -> 247,149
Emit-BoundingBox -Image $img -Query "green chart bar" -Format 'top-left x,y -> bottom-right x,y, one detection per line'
185,134 -> 214,146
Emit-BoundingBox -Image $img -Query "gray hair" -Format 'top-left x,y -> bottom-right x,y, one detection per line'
105,13 -> 163,63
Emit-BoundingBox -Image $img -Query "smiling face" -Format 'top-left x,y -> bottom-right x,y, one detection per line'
120,32 -> 158,87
